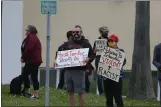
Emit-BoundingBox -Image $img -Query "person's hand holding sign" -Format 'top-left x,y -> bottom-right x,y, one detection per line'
83,58 -> 90,65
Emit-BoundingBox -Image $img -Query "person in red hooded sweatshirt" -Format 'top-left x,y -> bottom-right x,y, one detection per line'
21,25 -> 42,99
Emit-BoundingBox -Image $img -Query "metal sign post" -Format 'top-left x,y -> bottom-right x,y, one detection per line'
41,0 -> 57,106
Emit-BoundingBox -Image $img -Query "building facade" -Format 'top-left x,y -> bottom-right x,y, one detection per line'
23,0 -> 161,70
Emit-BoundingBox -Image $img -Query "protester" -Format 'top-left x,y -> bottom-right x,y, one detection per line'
93,26 -> 109,95
57,30 -> 73,89
103,34 -> 126,107
75,25 -> 84,36
21,25 -> 42,99
153,43 -> 161,105
62,27 -> 95,107
74,25 -> 92,93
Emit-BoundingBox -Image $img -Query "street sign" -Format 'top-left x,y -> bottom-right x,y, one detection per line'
41,0 -> 57,14
40,1 -> 57,107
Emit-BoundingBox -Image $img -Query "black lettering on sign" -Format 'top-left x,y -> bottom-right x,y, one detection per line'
103,48 -> 110,57
118,52 -> 122,59
74,56 -> 79,61
63,63 -> 71,67
98,66 -> 120,81
103,69 -> 109,78
59,57 -> 72,63
98,67 -> 103,75
108,66 -> 111,70
106,70 -> 119,81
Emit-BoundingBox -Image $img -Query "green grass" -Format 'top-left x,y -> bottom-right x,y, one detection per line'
89,77 -> 158,96
2,85 -> 160,106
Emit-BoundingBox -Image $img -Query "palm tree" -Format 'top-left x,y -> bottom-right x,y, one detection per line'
127,1 -> 155,99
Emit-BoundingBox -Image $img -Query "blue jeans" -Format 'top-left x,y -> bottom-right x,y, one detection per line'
95,56 -> 104,95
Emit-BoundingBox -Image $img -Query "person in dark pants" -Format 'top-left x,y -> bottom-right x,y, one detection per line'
153,43 -> 161,105
21,25 -> 42,99
93,26 -> 109,95
57,30 -> 73,89
103,34 -> 126,107
57,69 -> 65,89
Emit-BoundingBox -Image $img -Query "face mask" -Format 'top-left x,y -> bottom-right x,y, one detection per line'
102,33 -> 108,38
108,41 -> 117,48
101,31 -> 108,38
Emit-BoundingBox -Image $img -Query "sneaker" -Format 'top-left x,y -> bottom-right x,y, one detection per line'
21,92 -> 31,97
21,88 -> 31,97
30,95 -> 38,99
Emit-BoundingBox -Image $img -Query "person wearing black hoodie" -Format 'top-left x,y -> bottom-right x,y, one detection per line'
62,27 -> 95,107
75,25 -> 92,93
93,26 -> 109,95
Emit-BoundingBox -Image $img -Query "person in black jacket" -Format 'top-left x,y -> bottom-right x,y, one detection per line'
153,43 -> 161,105
103,34 -> 126,107
93,26 -> 109,95
62,27 -> 95,107
75,25 -> 92,93
57,30 -> 73,89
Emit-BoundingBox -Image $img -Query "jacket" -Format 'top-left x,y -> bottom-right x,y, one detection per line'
21,34 -> 42,64
153,43 -> 161,80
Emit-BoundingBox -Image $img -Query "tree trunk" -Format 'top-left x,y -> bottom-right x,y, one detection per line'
127,1 -> 155,99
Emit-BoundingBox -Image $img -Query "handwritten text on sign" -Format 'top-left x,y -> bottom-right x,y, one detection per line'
95,39 -> 107,55
97,63 -> 120,82
55,48 -> 89,68
99,47 -> 125,70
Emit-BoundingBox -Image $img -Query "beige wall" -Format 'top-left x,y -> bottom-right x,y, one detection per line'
23,0 -> 161,70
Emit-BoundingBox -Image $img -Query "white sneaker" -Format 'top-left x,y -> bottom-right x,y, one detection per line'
30,95 -> 38,99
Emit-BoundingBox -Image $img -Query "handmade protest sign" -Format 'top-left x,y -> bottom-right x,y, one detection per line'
97,63 -> 120,82
55,48 -> 89,68
99,47 -> 125,70
98,47 -> 125,82
95,39 -> 107,55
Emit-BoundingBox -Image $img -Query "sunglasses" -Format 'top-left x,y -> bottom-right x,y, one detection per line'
73,31 -> 80,34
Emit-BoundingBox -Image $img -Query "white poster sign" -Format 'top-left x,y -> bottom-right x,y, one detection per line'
95,39 -> 107,55
55,48 -> 89,68
98,47 -> 126,82
97,63 -> 120,82
99,47 -> 125,70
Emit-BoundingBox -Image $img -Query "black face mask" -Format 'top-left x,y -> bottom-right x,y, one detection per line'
101,32 -> 108,38
99,31 -> 108,38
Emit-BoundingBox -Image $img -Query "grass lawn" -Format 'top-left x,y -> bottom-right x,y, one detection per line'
2,85 -> 160,106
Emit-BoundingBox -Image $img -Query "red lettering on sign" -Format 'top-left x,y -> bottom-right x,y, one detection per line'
101,57 -> 121,68
69,50 -> 85,57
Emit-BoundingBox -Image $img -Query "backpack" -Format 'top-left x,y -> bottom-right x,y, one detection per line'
10,75 -> 23,95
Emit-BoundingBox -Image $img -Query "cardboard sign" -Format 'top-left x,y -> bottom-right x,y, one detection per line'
97,63 -> 120,82
95,39 -> 107,55
55,48 -> 89,68
97,47 -> 126,82
99,47 -> 125,70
